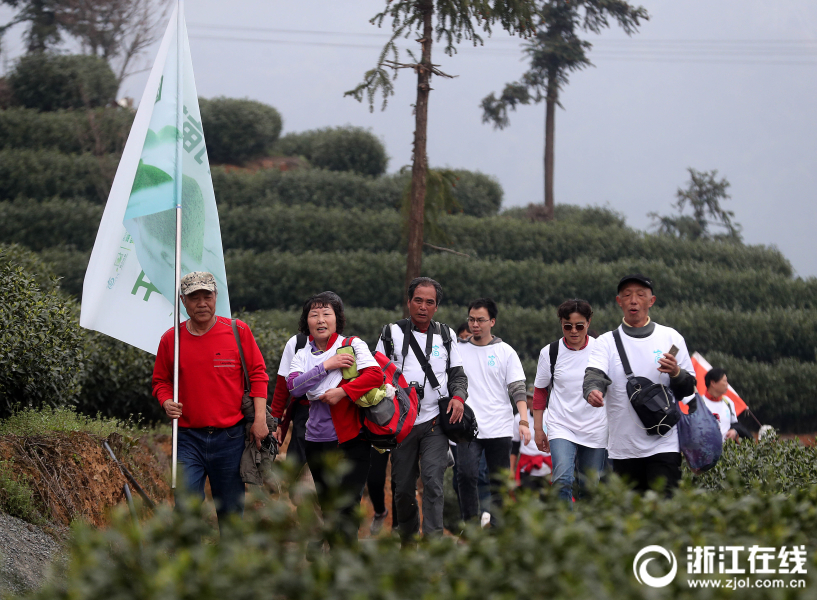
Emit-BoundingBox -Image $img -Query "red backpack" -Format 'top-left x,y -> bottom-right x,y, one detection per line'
340,338 -> 420,450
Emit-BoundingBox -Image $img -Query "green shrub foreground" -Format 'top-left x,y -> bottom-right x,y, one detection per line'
29,455 -> 817,600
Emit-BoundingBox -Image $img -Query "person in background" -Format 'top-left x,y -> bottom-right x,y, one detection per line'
152,272 -> 269,531
512,386 -> 552,491
287,291 -> 383,544
703,368 -> 743,443
533,299 -> 606,502
456,322 -> 470,341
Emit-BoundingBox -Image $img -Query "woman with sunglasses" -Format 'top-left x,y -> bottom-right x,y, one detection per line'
531,299 -> 607,502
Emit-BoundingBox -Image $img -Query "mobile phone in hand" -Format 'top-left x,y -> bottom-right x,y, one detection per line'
667,344 -> 679,357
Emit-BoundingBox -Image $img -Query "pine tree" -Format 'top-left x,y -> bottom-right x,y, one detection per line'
481,0 -> 647,221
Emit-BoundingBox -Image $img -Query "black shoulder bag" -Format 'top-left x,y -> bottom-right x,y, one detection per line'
407,323 -> 478,444
612,329 -> 681,437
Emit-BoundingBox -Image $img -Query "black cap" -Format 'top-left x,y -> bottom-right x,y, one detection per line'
617,273 -> 653,293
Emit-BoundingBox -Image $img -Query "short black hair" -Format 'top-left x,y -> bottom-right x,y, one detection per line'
407,277 -> 442,306
468,297 -> 498,320
557,299 -> 593,322
456,322 -> 469,337
705,367 -> 727,389
298,291 -> 345,335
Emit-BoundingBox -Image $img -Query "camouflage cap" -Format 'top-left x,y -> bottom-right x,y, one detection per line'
180,271 -> 217,295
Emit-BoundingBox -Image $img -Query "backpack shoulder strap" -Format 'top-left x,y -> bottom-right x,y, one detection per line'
380,323 -> 394,358
437,322 -> 453,371
341,336 -> 358,347
231,319 -> 250,394
611,328 -> 635,382
295,333 -> 308,353
548,340 -> 559,391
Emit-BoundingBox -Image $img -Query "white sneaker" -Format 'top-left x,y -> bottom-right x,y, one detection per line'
480,511 -> 491,528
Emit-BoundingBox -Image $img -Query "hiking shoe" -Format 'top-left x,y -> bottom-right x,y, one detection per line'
370,509 -> 388,535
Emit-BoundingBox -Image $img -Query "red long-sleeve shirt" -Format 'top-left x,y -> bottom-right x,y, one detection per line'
270,375 -> 291,420
152,317 -> 269,428
532,387 -> 549,411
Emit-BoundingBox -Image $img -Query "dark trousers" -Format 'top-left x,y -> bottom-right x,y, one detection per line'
176,422 -> 246,531
366,448 -> 396,517
305,436 -> 371,544
287,401 -> 309,468
613,452 -> 682,495
456,437 -> 512,523
391,418 -> 449,539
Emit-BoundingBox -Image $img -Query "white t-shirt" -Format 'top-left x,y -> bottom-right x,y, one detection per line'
513,411 -> 551,477
375,323 -> 463,425
290,336 -> 378,401
586,323 -> 694,460
534,337 -> 607,449
458,338 -> 526,439
277,334 -> 300,377
703,396 -> 737,441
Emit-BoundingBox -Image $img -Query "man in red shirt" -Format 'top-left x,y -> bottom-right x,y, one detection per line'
153,271 -> 269,528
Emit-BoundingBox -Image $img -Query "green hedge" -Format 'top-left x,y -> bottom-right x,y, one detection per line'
0,246 -> 82,418
224,250 -> 816,312
36,246 -> 817,312
3,199 -> 791,275
220,204 -> 789,272
32,465 -> 817,600
211,167 -> 502,217
199,97 -> 283,165
0,149 -> 117,203
0,107 -> 134,154
39,246 -> 90,298
7,53 -> 117,111
212,166 -> 404,211
0,198 -> 102,251
274,126 -> 388,176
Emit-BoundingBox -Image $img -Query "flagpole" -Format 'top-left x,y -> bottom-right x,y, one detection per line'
171,0 -> 184,490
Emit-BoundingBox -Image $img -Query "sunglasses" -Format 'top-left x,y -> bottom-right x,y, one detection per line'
562,323 -> 587,332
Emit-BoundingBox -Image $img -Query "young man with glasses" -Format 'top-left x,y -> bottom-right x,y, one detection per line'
457,298 -> 529,523
532,299 -> 606,502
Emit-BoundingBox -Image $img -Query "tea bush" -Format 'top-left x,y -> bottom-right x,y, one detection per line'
2,200 -> 792,274
224,250 -> 816,312
7,53 -> 117,111
274,126 -> 388,176
0,149 -> 117,203
31,463 -> 817,600
199,97 -> 282,165
0,107 -> 133,154
691,430 -> 817,492
0,247 -> 82,418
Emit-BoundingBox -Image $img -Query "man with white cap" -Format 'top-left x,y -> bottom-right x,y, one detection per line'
152,271 -> 269,528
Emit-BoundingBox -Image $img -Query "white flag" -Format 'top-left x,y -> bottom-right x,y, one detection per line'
80,5 -> 230,355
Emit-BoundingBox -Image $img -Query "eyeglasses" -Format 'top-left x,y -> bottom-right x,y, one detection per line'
467,317 -> 491,324
562,323 -> 587,331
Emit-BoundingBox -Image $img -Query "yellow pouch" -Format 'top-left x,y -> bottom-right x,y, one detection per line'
354,386 -> 387,408
336,346 -> 359,379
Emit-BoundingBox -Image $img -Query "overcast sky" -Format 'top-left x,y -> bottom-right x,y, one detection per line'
2,1 -> 816,277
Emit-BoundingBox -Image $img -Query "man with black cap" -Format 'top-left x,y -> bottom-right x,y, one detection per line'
582,274 -> 696,493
